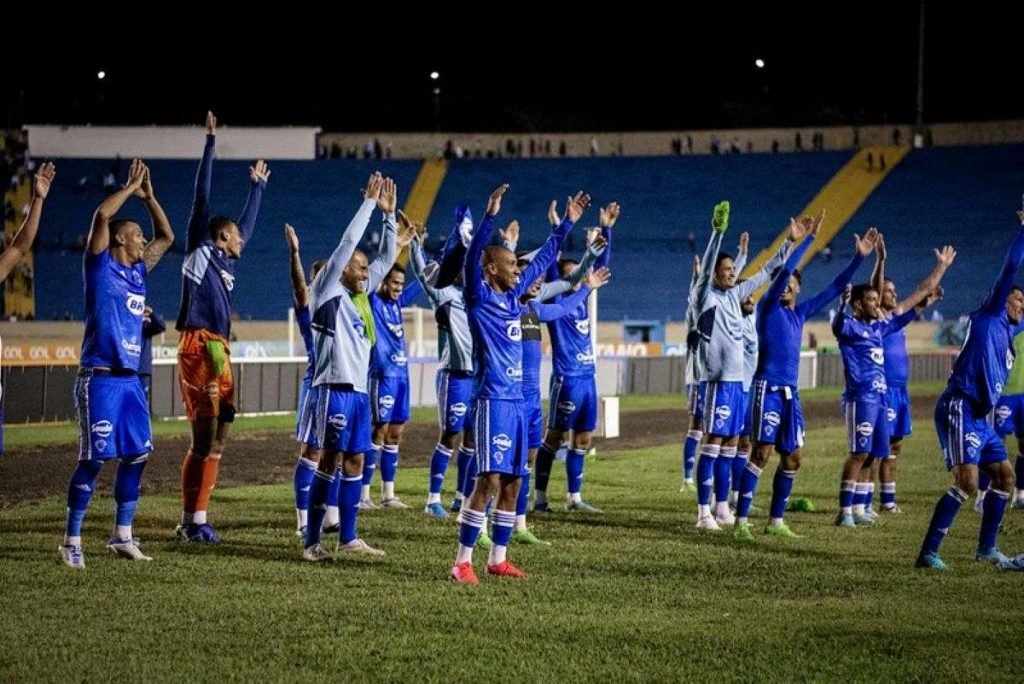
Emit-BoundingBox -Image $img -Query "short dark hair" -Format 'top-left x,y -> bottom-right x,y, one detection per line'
715,252 -> 734,269
769,266 -> 802,285
1013,285 -> 1024,295
387,264 -> 406,277
109,218 -> 136,243
208,215 -> 237,242
851,283 -> 877,303
310,259 -> 327,281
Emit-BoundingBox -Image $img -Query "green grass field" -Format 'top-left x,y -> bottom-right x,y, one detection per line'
2,407 -> 1023,681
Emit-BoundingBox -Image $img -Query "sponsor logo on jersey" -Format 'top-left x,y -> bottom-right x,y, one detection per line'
91,420 -> 113,438
506,320 -> 522,341
575,319 -> 590,335
558,401 -> 576,413
492,433 -> 512,450
126,293 -> 145,316
329,413 -> 348,430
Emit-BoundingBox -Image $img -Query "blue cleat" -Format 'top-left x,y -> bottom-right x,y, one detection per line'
450,498 -> 462,514
176,523 -> 222,544
975,547 -> 1010,564
424,502 -> 450,519
915,551 -> 949,570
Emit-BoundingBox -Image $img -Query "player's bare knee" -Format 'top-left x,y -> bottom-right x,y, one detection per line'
750,443 -> 773,468
387,424 -> 404,444
573,432 -> 593,451
341,452 -> 363,476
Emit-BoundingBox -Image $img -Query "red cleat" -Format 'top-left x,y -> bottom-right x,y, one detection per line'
486,560 -> 528,578
450,561 -> 479,585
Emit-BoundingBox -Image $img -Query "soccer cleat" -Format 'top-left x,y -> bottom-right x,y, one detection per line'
695,515 -> 722,531
486,559 -> 528,578
531,501 -> 551,514
1012,500 -> 1024,510
450,498 -> 462,513
322,522 -> 341,534
835,513 -> 856,528
381,497 -> 410,510
302,543 -> 333,562
733,523 -> 754,541
975,547 -> 1010,564
511,528 -> 551,546
356,499 -> 378,511
764,523 -> 803,539
337,538 -> 385,556
59,544 -> 85,570
997,553 -> 1024,571
786,497 -> 816,512
853,513 -> 876,526
106,537 -> 153,561
863,507 -> 880,521
296,526 -> 307,538
880,504 -> 903,514
566,500 -> 603,514
585,447 -> 598,461
715,509 -> 736,527
450,561 -> 479,585
176,523 -> 222,543
679,480 -> 697,493
915,551 -> 949,570
424,502 -> 450,519
475,531 -> 493,550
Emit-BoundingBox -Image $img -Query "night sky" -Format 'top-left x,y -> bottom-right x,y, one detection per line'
4,5 -> 1021,132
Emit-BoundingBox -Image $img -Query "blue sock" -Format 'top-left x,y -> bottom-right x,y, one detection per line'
566,448 -> 585,496
978,471 -> 991,493
534,444 -> 557,494
921,486 -> 967,556
380,444 -> 399,484
881,482 -> 896,507
455,447 -> 474,498
517,472 -> 531,517
1015,455 -> 1024,490
839,480 -> 856,512
429,444 -> 453,495
853,483 -> 868,509
293,457 -> 317,514
305,470 -> 334,548
696,444 -> 720,506
114,454 -> 148,529
65,460 -> 103,540
458,507 -> 486,548
865,482 -> 875,510
326,470 -> 341,509
980,488 -> 1009,550
769,469 -> 796,520
462,449 -> 479,497
340,475 -> 362,544
736,462 -> 762,519
362,444 -> 380,488
683,430 -> 701,481
732,450 -> 748,497
491,509 -> 515,548
714,446 -> 735,505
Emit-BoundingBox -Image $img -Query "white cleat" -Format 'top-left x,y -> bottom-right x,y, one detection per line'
302,543 -> 333,562
106,538 -> 153,561
357,499 -> 378,511
337,538 -> 386,556
381,497 -> 410,510
59,544 -> 86,569
715,508 -> 737,527
695,515 -> 722,532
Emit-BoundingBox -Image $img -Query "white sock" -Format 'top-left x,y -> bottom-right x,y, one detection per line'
360,485 -> 371,501
769,517 -> 784,527
488,543 -> 507,566
193,510 -> 208,525
64,535 -> 82,547
115,525 -> 132,541
427,492 -> 441,505
698,504 -> 711,518
296,509 -> 308,529
515,514 -> 527,531
715,501 -> 731,517
568,492 -> 582,504
324,506 -> 339,527
455,544 -> 474,565
383,482 -> 396,500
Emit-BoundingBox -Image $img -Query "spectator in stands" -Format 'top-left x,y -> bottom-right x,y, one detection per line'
795,131 -> 803,151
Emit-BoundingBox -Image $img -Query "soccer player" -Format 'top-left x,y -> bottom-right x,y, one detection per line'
832,277 -> 940,528
175,111 -> 270,543
917,210 -> 1024,570
362,235 -> 424,510
736,214 -> 872,539
0,161 -> 55,457
450,184 -> 588,584
871,235 -> 957,513
301,173 -> 405,561
692,202 -> 795,530
531,202 -> 617,515
992,327 -> 1024,508
60,159 -> 174,568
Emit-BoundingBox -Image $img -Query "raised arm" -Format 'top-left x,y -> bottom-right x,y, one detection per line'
894,245 -> 957,314
831,285 -> 853,338
594,202 -> 619,270
137,166 -> 175,273
88,158 -> 146,255
464,186 -> 506,303
285,224 -> 308,309
0,162 -> 54,281
870,231 -> 886,293
367,177 -> 399,292
435,204 -> 473,289
541,234 -> 607,300
763,233 -> 815,313
733,231 -> 749,274
395,210 -> 424,306
186,112 -> 217,253
236,160 -> 270,248
310,173 -> 382,302
531,267 -> 610,321
799,227 -> 877,318
513,191 -> 590,298
408,235 -> 444,305
981,211 -> 1024,315
734,211 -> 818,300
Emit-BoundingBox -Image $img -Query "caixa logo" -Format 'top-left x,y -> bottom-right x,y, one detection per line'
329,413 -> 348,430
505,366 -> 523,379
126,293 -> 145,316
506,320 -> 522,341
558,401 -> 576,413
91,420 -> 113,438
491,433 -> 513,450
390,352 -> 407,366
379,395 -> 395,410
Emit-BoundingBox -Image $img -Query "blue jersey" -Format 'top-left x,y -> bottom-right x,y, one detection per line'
521,285 -> 593,397
176,134 -> 265,338
947,226 -> 1024,414
756,236 -> 864,387
80,250 -> 148,371
882,320 -> 909,387
832,305 -> 916,401
295,305 -> 314,382
368,279 -> 423,379
465,214 -> 571,401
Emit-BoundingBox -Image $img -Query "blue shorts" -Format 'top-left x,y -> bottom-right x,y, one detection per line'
436,369 -> 474,433
885,385 -> 913,440
994,393 -> 1024,438
703,381 -> 746,438
547,374 -> 598,433
296,380 -> 320,449
74,370 -> 153,461
740,390 -> 752,438
936,392 -> 1006,470
750,379 -> 805,455
842,397 -> 891,458
369,374 -> 410,424
475,398 -> 528,476
525,395 -> 544,449
688,381 -> 706,420
314,386 -> 372,455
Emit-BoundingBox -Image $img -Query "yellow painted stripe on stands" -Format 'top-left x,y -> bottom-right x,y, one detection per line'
740,146 -> 910,278
397,159 -> 448,265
